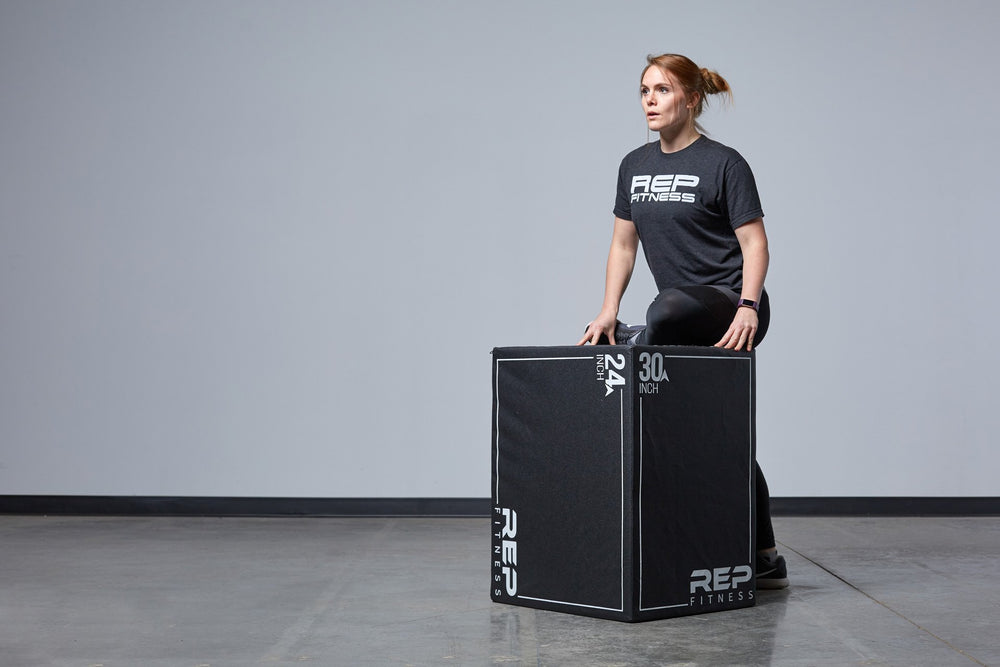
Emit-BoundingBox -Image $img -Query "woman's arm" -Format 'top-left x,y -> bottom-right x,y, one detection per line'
716,217 -> 769,351
577,217 -> 640,345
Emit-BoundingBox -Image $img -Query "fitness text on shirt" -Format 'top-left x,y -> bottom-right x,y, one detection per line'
629,174 -> 700,203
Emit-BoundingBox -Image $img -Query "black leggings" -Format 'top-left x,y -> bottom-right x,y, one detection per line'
639,285 -> 775,551
637,285 -> 770,347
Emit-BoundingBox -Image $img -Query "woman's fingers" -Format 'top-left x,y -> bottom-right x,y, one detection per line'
577,317 -> 618,346
715,319 -> 757,351
577,325 -> 604,346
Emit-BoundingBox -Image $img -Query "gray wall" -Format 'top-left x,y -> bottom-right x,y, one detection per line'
2,0 -> 997,497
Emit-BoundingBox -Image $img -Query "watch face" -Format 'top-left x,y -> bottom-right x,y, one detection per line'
738,299 -> 757,310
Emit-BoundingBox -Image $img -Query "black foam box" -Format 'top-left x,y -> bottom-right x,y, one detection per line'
490,345 -> 757,622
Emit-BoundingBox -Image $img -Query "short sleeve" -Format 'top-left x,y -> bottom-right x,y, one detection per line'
612,157 -> 632,221
724,157 -> 764,229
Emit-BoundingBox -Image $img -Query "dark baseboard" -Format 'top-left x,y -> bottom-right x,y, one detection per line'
0,496 -> 997,517
769,497 -> 1000,516
0,496 -> 491,517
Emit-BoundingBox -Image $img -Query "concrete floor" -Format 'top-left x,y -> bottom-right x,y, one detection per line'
0,516 -> 996,667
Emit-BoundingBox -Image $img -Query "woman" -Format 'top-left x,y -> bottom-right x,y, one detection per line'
577,53 -> 787,589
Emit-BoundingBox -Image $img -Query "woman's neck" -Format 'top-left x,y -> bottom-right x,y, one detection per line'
658,125 -> 701,154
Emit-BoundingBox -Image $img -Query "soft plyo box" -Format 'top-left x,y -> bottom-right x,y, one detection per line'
491,345 -> 757,622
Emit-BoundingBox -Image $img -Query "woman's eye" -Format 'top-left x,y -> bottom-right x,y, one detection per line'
658,87 -> 669,94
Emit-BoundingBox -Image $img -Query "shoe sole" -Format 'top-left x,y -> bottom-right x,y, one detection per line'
756,577 -> 789,590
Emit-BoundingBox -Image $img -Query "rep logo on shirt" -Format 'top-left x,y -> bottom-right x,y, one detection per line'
630,174 -> 700,203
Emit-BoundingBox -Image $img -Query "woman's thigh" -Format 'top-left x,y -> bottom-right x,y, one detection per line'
641,286 -> 770,346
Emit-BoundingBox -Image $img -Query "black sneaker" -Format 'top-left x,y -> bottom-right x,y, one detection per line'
614,322 -> 645,345
589,320 -> 645,345
756,553 -> 789,589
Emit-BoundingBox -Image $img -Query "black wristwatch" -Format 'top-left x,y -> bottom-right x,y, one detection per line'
736,298 -> 759,311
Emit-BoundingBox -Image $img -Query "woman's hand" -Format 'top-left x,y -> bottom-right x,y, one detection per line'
716,306 -> 759,351
577,312 -> 618,345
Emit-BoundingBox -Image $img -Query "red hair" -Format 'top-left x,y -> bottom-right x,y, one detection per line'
642,54 -> 733,122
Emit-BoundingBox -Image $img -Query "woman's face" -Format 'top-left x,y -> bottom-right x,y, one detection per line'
640,67 -> 695,133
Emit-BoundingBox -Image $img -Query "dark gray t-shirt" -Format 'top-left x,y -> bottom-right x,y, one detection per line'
613,136 -> 763,292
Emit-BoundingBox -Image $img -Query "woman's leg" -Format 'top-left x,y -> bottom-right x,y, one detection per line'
756,460 -> 788,588
756,462 -> 775,550
638,285 -> 770,346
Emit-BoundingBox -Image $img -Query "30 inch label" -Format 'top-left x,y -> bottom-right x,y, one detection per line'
638,352 -> 669,394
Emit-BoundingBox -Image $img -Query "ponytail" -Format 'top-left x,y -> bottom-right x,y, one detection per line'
698,67 -> 732,100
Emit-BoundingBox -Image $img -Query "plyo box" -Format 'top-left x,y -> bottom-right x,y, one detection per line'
491,345 -> 757,622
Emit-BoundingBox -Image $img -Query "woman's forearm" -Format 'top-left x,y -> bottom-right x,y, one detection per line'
600,218 -> 640,316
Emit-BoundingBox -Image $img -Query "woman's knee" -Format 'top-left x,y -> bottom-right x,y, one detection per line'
644,287 -> 716,344
645,288 -> 701,329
